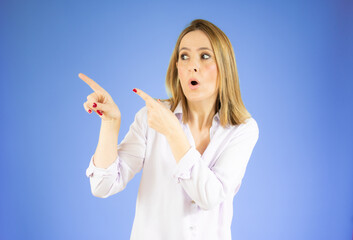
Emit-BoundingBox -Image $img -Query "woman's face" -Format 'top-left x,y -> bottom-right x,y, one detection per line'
176,30 -> 218,103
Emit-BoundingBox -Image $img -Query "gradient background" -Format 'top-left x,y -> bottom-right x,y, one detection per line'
1,0 -> 352,239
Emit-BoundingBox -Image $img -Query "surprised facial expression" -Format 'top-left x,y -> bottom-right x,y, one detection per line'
176,30 -> 218,103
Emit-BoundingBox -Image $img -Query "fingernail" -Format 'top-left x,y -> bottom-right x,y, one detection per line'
97,110 -> 103,116
88,109 -> 92,113
93,103 -> 97,108
133,88 -> 137,93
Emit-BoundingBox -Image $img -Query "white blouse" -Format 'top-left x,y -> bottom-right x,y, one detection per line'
86,101 -> 259,240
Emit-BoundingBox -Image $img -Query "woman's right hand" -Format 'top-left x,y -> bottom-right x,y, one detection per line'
79,73 -> 121,122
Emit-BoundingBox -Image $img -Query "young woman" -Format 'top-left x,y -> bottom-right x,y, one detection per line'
81,19 -> 259,240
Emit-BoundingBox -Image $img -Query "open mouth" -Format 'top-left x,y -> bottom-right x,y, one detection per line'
189,79 -> 200,90
188,78 -> 200,89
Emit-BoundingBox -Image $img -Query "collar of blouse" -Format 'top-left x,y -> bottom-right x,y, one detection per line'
172,101 -> 220,123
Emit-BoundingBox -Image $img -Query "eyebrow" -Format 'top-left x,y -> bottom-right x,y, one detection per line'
179,47 -> 212,52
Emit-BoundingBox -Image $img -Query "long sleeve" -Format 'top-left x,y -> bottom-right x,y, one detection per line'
86,106 -> 148,198
84,99 -> 257,239
172,118 -> 259,210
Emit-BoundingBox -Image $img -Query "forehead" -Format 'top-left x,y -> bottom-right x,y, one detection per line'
179,30 -> 212,50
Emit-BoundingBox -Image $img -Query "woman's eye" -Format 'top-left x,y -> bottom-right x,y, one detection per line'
180,54 -> 189,60
202,54 -> 211,59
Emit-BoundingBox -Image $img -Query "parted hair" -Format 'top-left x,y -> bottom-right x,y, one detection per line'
164,19 -> 252,127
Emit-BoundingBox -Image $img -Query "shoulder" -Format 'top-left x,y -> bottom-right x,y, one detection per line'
228,117 -> 258,132
227,117 -> 259,141
242,117 -> 259,134
133,105 -> 148,129
135,105 -> 148,118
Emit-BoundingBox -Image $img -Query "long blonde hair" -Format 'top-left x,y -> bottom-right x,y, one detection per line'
164,19 -> 252,127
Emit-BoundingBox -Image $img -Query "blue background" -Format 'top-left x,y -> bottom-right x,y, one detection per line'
1,0 -> 352,239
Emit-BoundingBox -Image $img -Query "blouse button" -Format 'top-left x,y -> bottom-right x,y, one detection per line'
191,200 -> 195,204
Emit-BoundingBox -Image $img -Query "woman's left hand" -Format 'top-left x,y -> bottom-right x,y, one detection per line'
134,88 -> 182,137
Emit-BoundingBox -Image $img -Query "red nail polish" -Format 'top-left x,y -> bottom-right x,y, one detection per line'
88,109 -> 92,113
93,103 -> 97,108
97,110 -> 103,115
133,88 -> 137,93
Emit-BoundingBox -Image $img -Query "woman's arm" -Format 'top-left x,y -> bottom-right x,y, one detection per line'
93,119 -> 121,169
86,107 -> 148,198
165,124 -> 191,164
170,118 -> 259,210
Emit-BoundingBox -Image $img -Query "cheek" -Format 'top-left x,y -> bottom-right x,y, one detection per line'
208,63 -> 217,72
205,63 -> 218,81
177,65 -> 187,82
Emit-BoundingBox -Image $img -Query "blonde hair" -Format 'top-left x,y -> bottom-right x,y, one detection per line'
164,19 -> 252,127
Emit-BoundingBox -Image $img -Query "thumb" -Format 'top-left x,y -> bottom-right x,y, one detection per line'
157,99 -> 168,109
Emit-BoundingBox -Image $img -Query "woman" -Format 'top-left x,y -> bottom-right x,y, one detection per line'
81,19 -> 259,240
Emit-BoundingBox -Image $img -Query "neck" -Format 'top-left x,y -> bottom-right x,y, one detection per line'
187,99 -> 217,131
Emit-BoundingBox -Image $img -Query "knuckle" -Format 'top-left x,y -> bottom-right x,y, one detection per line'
87,94 -> 96,101
101,104 -> 108,112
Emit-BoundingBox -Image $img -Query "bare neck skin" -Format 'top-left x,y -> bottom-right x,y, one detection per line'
187,97 -> 217,132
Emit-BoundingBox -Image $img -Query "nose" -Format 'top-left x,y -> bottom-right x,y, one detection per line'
188,58 -> 199,73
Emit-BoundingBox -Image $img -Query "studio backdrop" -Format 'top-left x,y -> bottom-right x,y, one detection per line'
0,0 -> 352,239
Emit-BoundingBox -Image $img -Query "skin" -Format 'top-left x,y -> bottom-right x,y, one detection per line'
80,30 -> 218,163
134,88 -> 191,163
135,30 -> 219,158
176,30 -> 219,155
176,30 -> 219,132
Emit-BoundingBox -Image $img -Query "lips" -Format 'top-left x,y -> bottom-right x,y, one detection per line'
188,78 -> 199,86
188,78 -> 200,90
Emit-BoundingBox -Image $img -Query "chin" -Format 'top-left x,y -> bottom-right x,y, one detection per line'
185,94 -> 215,103
181,85 -> 218,103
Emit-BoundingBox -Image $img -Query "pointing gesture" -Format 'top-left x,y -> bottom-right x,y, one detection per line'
79,73 -> 121,122
133,88 -> 181,137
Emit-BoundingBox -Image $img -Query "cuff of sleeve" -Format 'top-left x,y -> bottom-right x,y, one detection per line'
85,154 -> 119,178
172,146 -> 201,184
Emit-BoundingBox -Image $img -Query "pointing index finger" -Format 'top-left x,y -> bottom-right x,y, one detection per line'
78,73 -> 106,93
134,88 -> 155,103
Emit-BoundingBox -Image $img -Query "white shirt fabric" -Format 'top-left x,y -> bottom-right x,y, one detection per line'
86,101 -> 259,240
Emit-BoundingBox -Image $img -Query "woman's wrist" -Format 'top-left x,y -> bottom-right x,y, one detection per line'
166,126 -> 191,163
101,117 -> 121,125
